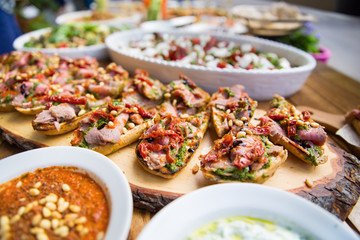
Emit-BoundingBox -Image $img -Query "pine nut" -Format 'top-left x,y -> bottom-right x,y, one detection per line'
51,211 -> 62,219
16,181 -> 22,188
62,184 -> 70,192
29,188 -> 40,196
97,232 -> 105,240
236,131 -> 246,138
25,202 -> 34,213
32,214 -> 42,226
45,193 -> 58,202
110,110 -> 117,116
69,205 -> 81,213
1,216 -> 9,226
57,201 -> 69,213
34,182 -> 42,188
127,123 -> 135,129
241,117 -> 248,122
39,198 -> 46,205
107,121 -> 114,127
17,206 -> 25,216
36,233 -> 49,240
310,122 -> 319,128
52,219 -> 59,229
78,109 -> 86,116
39,219 -> 51,229
45,202 -> 57,211
65,213 -> 78,222
54,226 -> 69,237
42,207 -> 51,218
10,214 -> 20,224
164,93 -> 171,98
75,216 -> 87,225
228,120 -> 233,127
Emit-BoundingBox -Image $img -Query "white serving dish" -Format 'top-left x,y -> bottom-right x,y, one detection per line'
56,10 -> 142,28
106,30 -> 316,100
137,183 -> 358,240
13,28 -> 109,59
0,146 -> 133,240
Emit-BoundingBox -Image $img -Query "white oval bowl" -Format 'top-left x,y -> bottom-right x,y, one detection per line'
55,10 -> 142,28
137,183 -> 358,240
106,30 -> 316,100
13,28 -> 109,59
0,146 -> 133,240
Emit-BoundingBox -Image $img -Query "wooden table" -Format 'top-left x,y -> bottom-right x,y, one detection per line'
1,62 -> 359,239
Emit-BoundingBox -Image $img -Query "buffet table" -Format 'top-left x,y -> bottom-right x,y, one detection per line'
1,62 -> 359,238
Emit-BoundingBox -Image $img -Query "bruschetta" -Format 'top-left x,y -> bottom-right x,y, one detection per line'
259,94 -> 328,166
136,112 -> 210,178
71,100 -> 156,155
200,127 -> 287,183
209,85 -> 257,137
135,74 -> 211,178
345,105 -> 360,135
122,69 -> 165,110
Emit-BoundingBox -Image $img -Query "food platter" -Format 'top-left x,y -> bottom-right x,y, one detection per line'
0,106 -> 359,220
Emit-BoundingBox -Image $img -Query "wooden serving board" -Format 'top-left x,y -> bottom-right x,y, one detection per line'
0,108 -> 359,221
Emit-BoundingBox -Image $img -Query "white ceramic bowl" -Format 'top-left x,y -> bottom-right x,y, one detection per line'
56,10 -> 142,28
0,146 -> 133,240
137,183 -> 358,240
13,28 -> 109,59
106,30 -> 316,100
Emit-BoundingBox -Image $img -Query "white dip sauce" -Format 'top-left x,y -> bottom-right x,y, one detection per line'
187,216 -> 303,240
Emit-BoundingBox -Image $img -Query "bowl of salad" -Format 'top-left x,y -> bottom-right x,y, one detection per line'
105,30 -> 316,100
13,23 -> 130,59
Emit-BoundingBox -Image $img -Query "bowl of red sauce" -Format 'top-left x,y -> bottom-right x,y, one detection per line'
0,146 -> 132,240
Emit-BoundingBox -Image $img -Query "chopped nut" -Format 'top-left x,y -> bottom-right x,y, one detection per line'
62,184 -> 70,192
69,205 -> 81,213
305,179 -> 313,188
34,182 -> 42,188
16,181 -> 22,188
39,219 -> 51,229
192,164 -> 199,174
29,188 -> 40,196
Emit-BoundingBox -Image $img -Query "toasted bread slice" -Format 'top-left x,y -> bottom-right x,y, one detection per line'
0,104 -> 14,112
200,131 -> 287,183
71,100 -> 157,155
15,105 -> 46,115
210,85 -> 257,138
136,111 -> 210,178
260,94 -> 328,166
